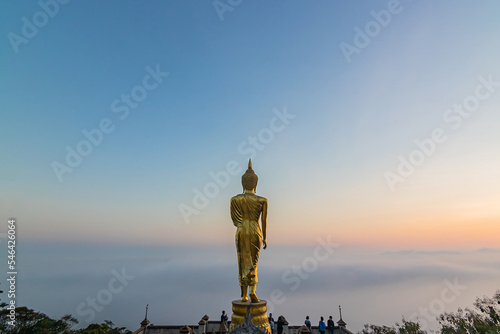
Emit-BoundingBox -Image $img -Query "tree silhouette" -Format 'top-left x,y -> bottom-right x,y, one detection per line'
439,290 -> 500,334
359,290 -> 500,334
0,305 -> 131,334
360,318 -> 426,334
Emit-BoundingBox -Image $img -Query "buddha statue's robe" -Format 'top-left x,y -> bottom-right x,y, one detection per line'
230,193 -> 268,286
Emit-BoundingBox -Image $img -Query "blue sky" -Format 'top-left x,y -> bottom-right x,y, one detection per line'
1,0 -> 500,332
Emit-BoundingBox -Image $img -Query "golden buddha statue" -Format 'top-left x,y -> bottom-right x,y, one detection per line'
230,159 -> 268,303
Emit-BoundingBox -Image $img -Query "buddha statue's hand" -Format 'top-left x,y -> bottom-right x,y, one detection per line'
263,239 -> 267,249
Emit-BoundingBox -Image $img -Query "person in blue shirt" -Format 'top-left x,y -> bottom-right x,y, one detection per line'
268,313 -> 275,333
319,316 -> 326,334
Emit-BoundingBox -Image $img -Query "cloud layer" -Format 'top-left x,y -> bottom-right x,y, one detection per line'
9,241 -> 500,332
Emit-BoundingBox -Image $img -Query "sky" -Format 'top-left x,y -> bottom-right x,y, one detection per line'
1,0 -> 499,333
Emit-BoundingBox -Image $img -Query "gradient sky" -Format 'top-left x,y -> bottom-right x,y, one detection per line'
1,0 -> 500,332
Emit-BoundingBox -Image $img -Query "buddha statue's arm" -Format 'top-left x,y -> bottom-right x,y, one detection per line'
230,197 -> 242,227
261,199 -> 268,249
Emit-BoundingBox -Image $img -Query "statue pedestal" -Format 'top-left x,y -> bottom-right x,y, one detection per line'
230,300 -> 270,334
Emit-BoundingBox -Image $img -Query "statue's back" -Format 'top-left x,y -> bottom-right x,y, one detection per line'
231,193 -> 267,225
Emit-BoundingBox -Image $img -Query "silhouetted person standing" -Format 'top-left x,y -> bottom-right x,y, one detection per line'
277,316 -> 284,334
269,313 -> 275,333
305,316 -> 311,331
221,310 -> 228,327
327,316 -> 334,334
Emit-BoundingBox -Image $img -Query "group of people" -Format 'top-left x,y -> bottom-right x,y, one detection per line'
304,316 -> 335,334
221,311 -> 336,334
268,313 -> 287,334
221,310 -> 286,334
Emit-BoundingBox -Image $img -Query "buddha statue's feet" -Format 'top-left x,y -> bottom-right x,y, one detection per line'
249,293 -> 259,303
241,296 -> 249,302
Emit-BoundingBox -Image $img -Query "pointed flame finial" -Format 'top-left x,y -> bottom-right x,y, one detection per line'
248,159 -> 252,169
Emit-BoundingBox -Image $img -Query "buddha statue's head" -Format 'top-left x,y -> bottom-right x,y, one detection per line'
241,159 -> 258,191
